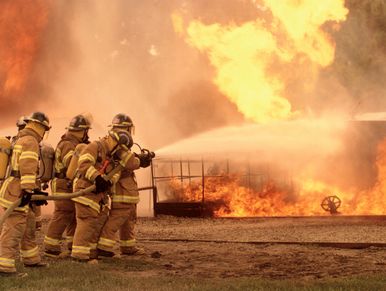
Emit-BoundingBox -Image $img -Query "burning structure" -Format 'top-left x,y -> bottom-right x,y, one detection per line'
152,158 -> 294,217
152,117 -> 386,217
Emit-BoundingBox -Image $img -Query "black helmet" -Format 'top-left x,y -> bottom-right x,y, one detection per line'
109,130 -> 133,150
16,116 -> 27,130
67,114 -> 92,131
110,113 -> 134,133
24,112 -> 51,130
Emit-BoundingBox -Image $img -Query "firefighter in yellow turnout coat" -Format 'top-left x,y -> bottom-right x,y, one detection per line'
98,114 -> 151,256
0,112 -> 51,275
14,117 -> 44,232
44,115 -> 91,257
71,130 -> 133,261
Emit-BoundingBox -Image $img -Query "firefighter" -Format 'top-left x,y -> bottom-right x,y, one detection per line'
44,114 -> 91,258
13,116 -> 27,141
97,114 -> 151,257
14,117 -> 44,232
0,112 -> 51,276
70,129 -> 133,261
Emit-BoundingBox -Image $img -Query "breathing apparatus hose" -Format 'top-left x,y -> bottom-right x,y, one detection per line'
0,164 -> 124,229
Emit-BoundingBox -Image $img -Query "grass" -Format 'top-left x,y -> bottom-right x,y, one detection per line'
1,259 -> 386,291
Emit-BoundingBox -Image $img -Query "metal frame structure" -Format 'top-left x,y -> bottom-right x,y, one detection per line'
150,158 -> 286,217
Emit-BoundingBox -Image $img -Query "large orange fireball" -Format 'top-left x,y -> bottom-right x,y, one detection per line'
173,0 -> 348,123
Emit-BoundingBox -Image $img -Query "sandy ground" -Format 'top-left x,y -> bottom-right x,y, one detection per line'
137,216 -> 386,243
38,215 -> 386,280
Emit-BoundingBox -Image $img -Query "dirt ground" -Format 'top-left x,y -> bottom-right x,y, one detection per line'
39,215 -> 386,280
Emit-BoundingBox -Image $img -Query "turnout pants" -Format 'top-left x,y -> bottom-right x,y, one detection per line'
0,208 -> 41,273
34,205 -> 42,228
71,203 -> 100,260
44,200 -> 76,254
98,204 -> 137,254
89,207 -> 109,259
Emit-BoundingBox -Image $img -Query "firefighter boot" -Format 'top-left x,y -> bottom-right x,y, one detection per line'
44,250 -> 61,259
97,248 -> 114,258
121,246 -> 145,256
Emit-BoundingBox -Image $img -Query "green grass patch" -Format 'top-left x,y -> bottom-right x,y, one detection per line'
1,260 -> 386,291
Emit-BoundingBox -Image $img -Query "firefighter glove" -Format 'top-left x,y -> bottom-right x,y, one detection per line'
95,175 -> 112,193
19,190 -> 33,207
32,189 -> 49,206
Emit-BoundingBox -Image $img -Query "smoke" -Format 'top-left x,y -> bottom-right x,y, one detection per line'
37,0 -> 253,147
48,0 -> 385,147
1,1 -> 384,145
331,0 -> 386,114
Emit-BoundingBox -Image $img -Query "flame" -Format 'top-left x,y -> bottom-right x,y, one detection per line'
167,137 -> 386,217
349,139 -> 386,215
169,175 -> 339,217
174,0 -> 348,123
0,0 -> 50,102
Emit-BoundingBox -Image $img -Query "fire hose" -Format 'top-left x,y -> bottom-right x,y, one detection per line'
0,164 -> 124,229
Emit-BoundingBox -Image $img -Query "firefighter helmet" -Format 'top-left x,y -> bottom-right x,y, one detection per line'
24,112 -> 51,130
109,130 -> 133,150
110,113 -> 134,134
16,116 -> 27,130
67,114 -> 92,131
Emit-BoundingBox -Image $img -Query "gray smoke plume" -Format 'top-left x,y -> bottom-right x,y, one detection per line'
1,0 -> 385,148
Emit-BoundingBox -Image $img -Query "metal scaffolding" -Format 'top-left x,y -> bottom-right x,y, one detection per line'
150,158 -> 289,217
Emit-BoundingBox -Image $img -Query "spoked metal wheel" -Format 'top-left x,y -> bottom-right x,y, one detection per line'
321,195 -> 341,214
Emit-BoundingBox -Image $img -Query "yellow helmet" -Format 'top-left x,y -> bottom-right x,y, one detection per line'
24,112 -> 51,130
110,113 -> 135,135
67,114 -> 92,131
